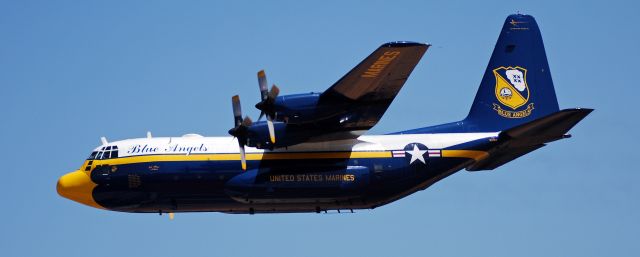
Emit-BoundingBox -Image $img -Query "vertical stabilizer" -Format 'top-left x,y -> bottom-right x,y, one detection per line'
465,14 -> 559,131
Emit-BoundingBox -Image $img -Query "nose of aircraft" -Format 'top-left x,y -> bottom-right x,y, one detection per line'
57,170 -> 103,209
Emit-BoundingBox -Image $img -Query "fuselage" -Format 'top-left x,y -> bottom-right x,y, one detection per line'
57,132 -> 496,214
56,14 -> 590,215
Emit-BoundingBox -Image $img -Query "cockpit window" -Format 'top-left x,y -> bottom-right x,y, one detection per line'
87,146 -> 119,160
88,151 -> 99,160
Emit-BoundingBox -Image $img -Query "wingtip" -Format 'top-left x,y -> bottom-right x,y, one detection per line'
565,107 -> 595,113
577,108 -> 595,115
381,41 -> 429,48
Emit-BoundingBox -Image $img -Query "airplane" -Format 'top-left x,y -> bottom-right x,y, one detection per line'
57,14 -> 592,215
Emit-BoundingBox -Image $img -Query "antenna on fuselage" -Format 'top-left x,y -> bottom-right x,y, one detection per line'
147,131 -> 152,138
100,137 -> 108,145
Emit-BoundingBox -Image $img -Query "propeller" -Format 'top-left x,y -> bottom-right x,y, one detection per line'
228,95 -> 253,171
255,70 -> 279,144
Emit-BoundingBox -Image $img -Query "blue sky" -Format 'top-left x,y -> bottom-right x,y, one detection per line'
1,1 -> 638,256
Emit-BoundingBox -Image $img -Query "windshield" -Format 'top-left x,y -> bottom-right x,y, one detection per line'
88,151 -> 99,159
87,146 -> 119,160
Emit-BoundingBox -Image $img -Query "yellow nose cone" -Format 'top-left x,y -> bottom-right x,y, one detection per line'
57,170 -> 103,209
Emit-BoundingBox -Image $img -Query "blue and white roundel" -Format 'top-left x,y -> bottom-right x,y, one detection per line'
403,143 -> 428,165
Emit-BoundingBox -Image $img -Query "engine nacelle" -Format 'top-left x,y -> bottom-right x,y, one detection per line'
272,93 -> 346,124
244,121 -> 287,149
245,120 -> 325,149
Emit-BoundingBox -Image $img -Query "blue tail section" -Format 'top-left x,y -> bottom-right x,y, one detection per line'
464,14 -> 559,131
394,14 -> 581,136
393,14 -> 592,171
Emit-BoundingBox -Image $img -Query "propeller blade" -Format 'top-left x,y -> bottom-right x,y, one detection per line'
242,116 -> 253,127
267,115 -> 276,144
268,84 -> 280,100
238,142 -> 247,171
232,95 -> 243,127
258,111 -> 265,121
231,96 -> 251,171
258,70 -> 268,101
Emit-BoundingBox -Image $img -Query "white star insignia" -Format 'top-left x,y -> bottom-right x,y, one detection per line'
406,144 -> 427,164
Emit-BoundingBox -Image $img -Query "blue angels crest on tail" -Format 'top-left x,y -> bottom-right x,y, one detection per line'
493,66 -> 534,118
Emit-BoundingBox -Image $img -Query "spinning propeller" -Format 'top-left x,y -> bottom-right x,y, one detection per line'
228,70 -> 282,170
255,70 -> 279,144
228,95 -> 252,171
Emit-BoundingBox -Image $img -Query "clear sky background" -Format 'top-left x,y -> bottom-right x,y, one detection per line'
1,1 -> 638,256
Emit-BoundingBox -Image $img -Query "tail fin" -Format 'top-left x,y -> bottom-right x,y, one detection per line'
465,14 -> 559,131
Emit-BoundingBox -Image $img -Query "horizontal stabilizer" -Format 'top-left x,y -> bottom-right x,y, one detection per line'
467,144 -> 544,171
500,108 -> 593,146
467,108 -> 593,171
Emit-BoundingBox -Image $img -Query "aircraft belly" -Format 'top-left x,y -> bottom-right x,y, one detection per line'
90,153 -> 475,213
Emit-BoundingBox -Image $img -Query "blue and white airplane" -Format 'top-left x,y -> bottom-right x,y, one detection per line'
57,14 -> 591,215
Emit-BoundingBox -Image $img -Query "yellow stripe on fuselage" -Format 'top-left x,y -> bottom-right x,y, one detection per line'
89,151 -> 393,166
441,150 -> 488,161
84,150 -> 489,167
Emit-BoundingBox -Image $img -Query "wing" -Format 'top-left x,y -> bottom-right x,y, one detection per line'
235,42 -> 429,149
320,42 -> 429,102
314,42 -> 429,133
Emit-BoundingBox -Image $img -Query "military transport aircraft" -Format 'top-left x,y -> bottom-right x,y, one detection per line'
57,14 -> 592,215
